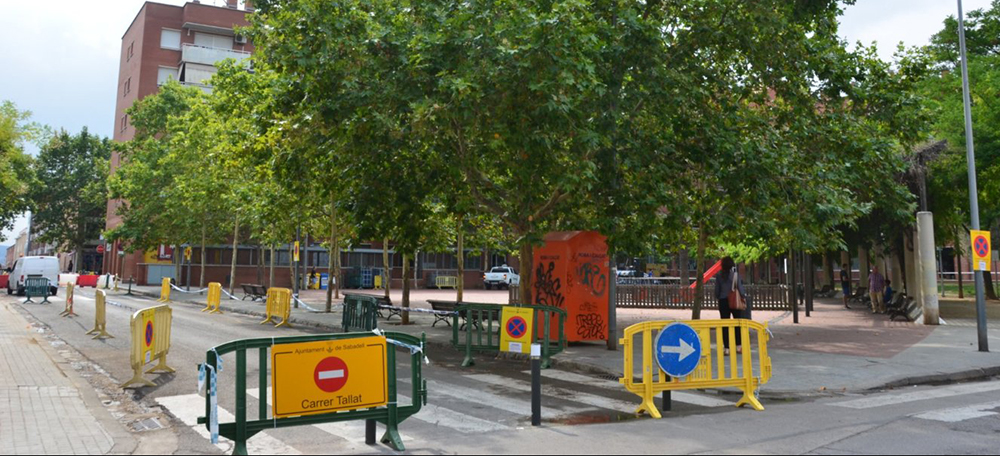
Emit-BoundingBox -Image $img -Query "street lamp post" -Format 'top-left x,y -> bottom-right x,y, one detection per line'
957,0 -> 989,352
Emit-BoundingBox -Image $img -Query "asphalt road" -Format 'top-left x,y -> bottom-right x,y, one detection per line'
5,288 -> 1000,454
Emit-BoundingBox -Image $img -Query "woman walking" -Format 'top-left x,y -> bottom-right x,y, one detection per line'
714,256 -> 747,355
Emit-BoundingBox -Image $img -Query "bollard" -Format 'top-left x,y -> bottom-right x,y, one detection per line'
121,304 -> 175,388
157,277 -> 171,303
86,290 -> 114,339
202,282 -> 223,314
60,283 -> 78,317
531,343 -> 541,426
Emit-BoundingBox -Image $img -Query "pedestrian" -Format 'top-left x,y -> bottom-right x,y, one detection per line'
884,280 -> 894,306
869,265 -> 886,314
841,263 -> 851,308
714,256 -> 746,356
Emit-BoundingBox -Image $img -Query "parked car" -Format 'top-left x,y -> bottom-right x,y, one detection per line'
6,256 -> 59,296
483,265 -> 520,290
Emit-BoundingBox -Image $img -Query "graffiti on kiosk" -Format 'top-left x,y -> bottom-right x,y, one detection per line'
534,261 -> 566,308
576,262 -> 607,297
576,313 -> 605,340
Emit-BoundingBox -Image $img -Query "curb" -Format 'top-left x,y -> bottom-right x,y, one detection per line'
119,289 -> 1000,399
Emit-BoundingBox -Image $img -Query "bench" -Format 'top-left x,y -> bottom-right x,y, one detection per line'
427,300 -> 459,327
241,284 -> 267,302
889,295 -> 921,322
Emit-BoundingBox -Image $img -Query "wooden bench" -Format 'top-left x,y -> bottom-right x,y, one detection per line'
241,284 -> 268,302
427,300 -> 459,327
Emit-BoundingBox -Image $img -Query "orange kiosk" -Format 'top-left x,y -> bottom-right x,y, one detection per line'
532,231 -> 609,342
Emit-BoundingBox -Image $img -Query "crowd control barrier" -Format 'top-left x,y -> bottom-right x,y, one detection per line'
199,331 -> 427,454
619,319 -> 772,418
121,304 -> 175,388
24,277 -> 51,304
451,303 -> 566,368
343,293 -> 379,332
202,282 -> 223,314
86,290 -> 114,339
434,276 -> 458,289
157,278 -> 171,303
60,283 -> 77,317
260,288 -> 292,328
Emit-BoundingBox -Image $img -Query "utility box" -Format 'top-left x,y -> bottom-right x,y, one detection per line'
532,231 -> 610,342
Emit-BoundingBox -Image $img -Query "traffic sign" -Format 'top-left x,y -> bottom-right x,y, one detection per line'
500,307 -> 534,354
184,246 -> 192,262
96,244 -> 105,254
141,312 -> 155,364
654,322 -> 702,378
271,336 -> 387,418
971,230 -> 991,272
294,241 -> 300,263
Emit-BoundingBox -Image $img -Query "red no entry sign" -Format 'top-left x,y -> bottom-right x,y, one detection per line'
506,316 -> 527,339
97,244 -> 105,254
314,357 -> 349,393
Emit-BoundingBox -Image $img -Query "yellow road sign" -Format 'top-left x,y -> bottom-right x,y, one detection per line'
271,336 -> 388,418
500,307 -> 534,354
294,241 -> 300,263
184,246 -> 192,261
971,230 -> 991,272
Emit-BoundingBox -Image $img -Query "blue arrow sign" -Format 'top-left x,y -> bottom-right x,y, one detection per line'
655,323 -> 702,378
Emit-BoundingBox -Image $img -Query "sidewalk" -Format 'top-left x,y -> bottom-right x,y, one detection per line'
0,299 -> 127,455
126,285 -> 1000,398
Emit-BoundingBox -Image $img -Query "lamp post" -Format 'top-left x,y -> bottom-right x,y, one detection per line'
957,0 -> 989,352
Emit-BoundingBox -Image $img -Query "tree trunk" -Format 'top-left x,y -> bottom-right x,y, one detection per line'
691,228 -> 708,320
985,261 -> 998,300
288,243 -> 295,289
457,217 -> 464,302
256,244 -> 263,285
957,247 -> 965,299
174,244 -> 182,285
519,242 -> 534,306
73,245 -> 83,274
334,226 -> 340,300
303,233 -> 310,291
402,253 -> 411,325
269,244 -> 275,288
383,238 -> 390,301
229,217 -> 239,296
199,227 -> 207,289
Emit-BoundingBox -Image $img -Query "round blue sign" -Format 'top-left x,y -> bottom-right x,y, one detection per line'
506,316 -> 527,339
654,323 -> 702,378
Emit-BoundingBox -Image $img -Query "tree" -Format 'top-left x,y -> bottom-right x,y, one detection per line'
29,128 -> 111,272
0,101 -> 42,237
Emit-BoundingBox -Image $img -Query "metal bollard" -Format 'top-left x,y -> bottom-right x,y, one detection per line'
531,343 -> 541,427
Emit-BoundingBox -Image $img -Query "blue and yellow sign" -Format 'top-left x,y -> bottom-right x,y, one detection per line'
500,307 -> 534,354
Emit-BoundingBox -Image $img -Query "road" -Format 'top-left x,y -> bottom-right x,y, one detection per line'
4,288 -> 999,454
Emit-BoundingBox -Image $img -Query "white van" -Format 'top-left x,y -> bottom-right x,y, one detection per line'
6,256 -> 59,296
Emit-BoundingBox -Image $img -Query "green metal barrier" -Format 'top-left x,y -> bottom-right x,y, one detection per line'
24,277 -> 51,304
342,293 -> 380,332
199,331 -> 427,455
451,303 -> 566,368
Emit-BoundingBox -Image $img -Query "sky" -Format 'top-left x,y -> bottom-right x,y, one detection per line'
0,0 -> 993,244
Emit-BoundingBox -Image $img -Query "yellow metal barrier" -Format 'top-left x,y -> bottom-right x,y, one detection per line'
60,283 -> 77,317
202,282 -> 222,314
620,319 -> 772,418
86,290 -> 114,339
435,276 -> 458,289
374,275 -> 383,290
121,305 -> 175,388
260,287 -> 292,328
157,277 -> 171,303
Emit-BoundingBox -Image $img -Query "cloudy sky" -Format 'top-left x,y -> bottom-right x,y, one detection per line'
0,0 -> 993,243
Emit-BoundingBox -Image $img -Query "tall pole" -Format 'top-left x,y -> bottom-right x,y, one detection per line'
958,0 -> 989,352
294,226 -> 300,308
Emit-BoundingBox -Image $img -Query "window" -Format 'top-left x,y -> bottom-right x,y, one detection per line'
127,42 -> 134,61
120,115 -> 128,132
194,32 -> 232,50
157,66 -> 178,85
160,29 -> 181,50
123,78 -> 131,97
179,63 -> 216,85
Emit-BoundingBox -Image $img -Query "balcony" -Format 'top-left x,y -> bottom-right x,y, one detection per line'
181,43 -> 250,67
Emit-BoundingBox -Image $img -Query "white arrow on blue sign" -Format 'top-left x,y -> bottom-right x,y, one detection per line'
654,323 -> 702,378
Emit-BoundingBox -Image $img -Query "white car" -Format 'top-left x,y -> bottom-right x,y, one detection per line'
7,256 -> 60,296
483,266 -> 520,290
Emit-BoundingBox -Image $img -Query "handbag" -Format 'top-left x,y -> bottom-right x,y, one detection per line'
728,270 -> 747,311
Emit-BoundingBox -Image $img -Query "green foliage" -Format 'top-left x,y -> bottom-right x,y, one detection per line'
0,101 -> 43,237
28,128 -> 111,257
